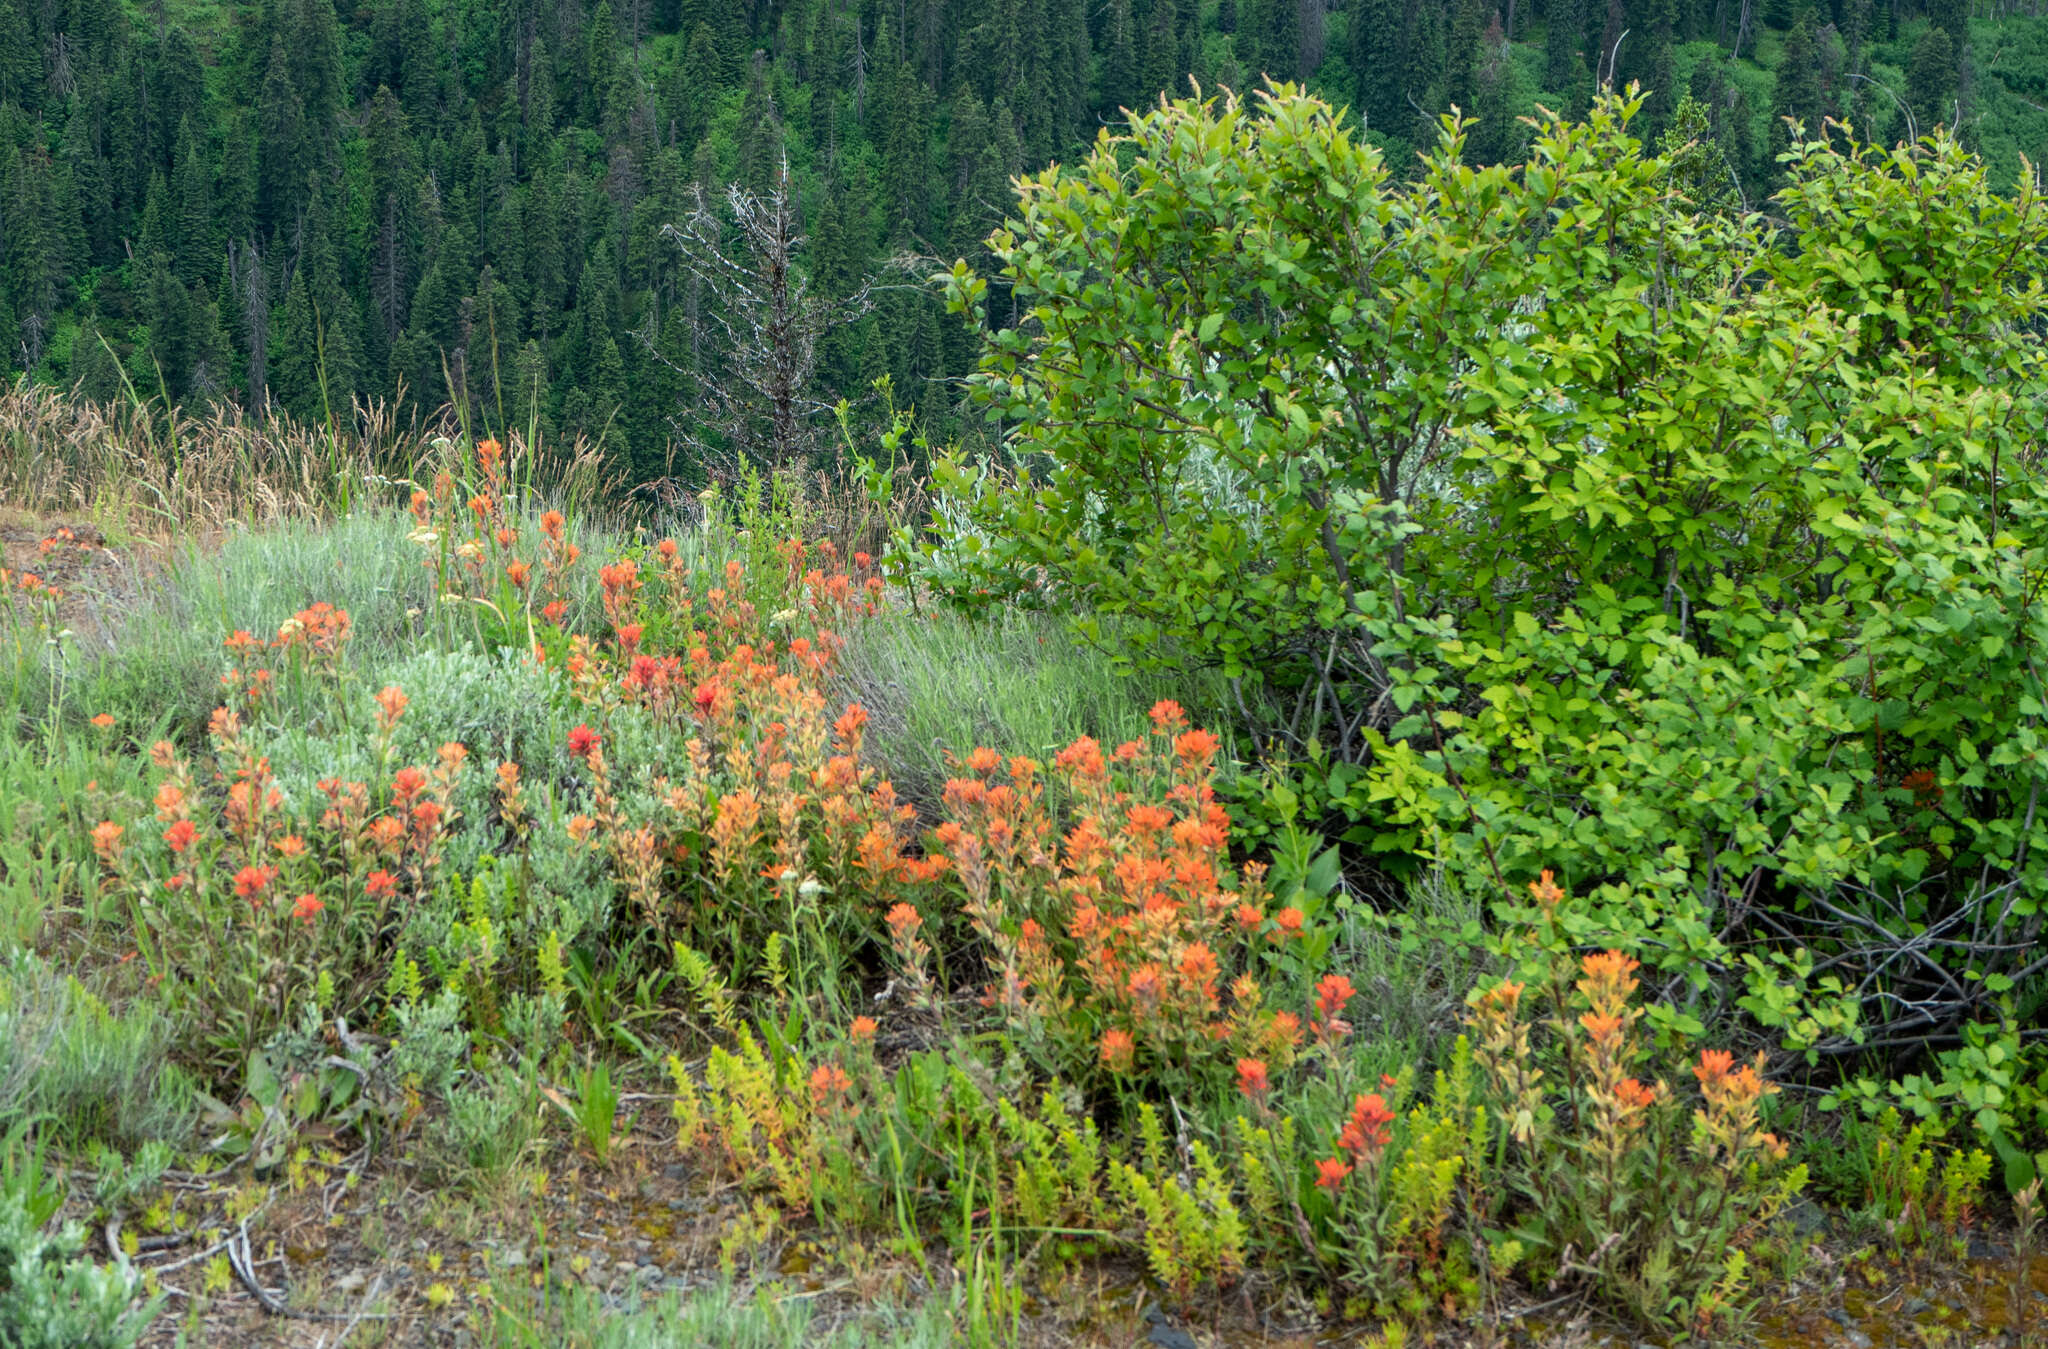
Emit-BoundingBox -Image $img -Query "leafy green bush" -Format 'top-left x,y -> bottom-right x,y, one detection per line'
419,1063 -> 543,1194
937,84 -> 2048,1126
0,1128 -> 160,1349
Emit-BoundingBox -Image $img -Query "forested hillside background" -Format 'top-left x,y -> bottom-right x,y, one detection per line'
2,0 -> 2044,489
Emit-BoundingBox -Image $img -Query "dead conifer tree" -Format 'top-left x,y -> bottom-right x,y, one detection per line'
654,154 -> 872,486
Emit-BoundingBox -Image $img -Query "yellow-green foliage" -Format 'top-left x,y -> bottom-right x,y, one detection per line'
665,1054 -> 704,1150
700,1027 -> 815,1207
996,1091 -> 1105,1230
1869,1107 -> 1992,1250
1112,1105 -> 1246,1295
1382,1107 -> 1464,1265
672,941 -> 739,1035
1231,1113 -> 1299,1231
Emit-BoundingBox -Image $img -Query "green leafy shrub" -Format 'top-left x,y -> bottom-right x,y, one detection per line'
0,1129 -> 160,1349
1842,1108 -> 1996,1255
937,82 -> 2048,1131
420,1065 -> 543,1195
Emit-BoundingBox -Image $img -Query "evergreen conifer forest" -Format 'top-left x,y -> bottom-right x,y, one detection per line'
3,0 -> 2047,477
4,2 -> 2048,1346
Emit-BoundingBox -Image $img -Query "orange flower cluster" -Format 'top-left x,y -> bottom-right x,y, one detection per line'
0,568 -> 59,615
527,543 -> 915,953
1336,1091 -> 1396,1165
1469,977 -> 1543,1144
1692,1048 -> 1786,1168
938,699 -> 1303,1086
311,686 -> 467,889
273,601 -> 353,662
36,526 -> 89,556
406,442 -> 582,623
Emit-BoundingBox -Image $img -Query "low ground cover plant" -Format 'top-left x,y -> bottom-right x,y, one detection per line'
8,437 -> 1848,1340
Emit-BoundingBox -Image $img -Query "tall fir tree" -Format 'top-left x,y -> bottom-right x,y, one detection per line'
173,118 -> 218,286
1144,0 -> 1183,101
1101,0 -> 1140,114
1353,0 -> 1408,133
255,39 -> 307,237
1768,9 -> 1828,180
1907,24 -> 1956,135
1545,0 -> 1588,105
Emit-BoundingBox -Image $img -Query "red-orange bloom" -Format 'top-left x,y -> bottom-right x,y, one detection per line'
1314,1156 -> 1352,1193
1181,941 -> 1220,975
1315,974 -> 1356,1021
1236,1058 -> 1270,1099
390,766 -> 427,803
567,724 -> 601,758
233,863 -> 277,901
1578,1012 -> 1625,1046
292,893 -> 325,923
1580,948 -> 1641,985
1692,1049 -> 1735,1087
1338,1092 -> 1395,1161
1614,1078 -> 1658,1111
164,820 -> 197,853
364,870 -> 398,900
1124,804 -> 1173,835
809,1063 -> 853,1107
1100,1029 -> 1136,1072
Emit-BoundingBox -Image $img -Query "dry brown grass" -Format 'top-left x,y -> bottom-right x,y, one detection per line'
0,380 -> 624,538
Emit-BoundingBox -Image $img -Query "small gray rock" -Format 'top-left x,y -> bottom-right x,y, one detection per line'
1144,1323 -> 1199,1349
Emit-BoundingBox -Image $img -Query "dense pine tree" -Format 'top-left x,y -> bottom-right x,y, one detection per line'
1908,24 -> 1957,134
1352,0 -> 1408,132
1769,8 -> 1830,176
